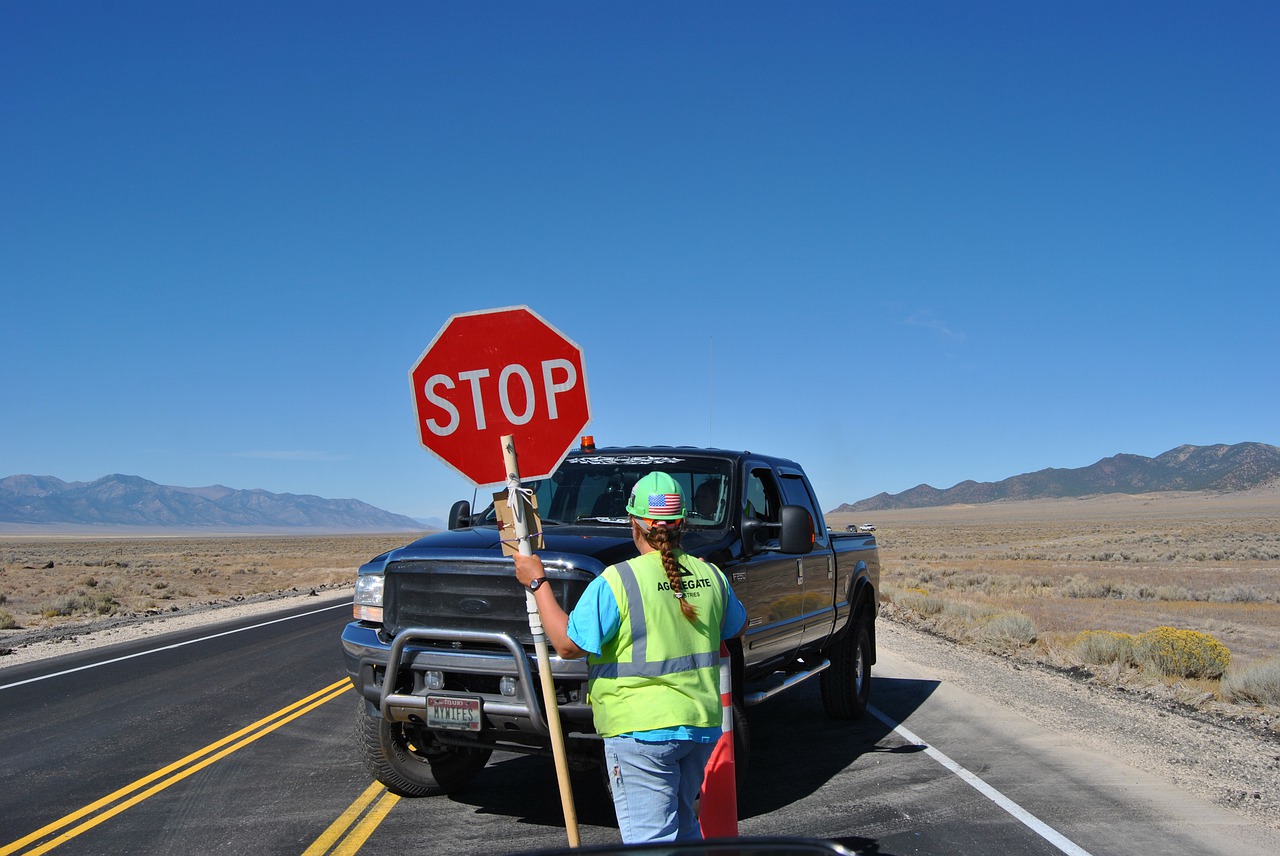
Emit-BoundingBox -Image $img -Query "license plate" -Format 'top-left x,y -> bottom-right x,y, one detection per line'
426,695 -> 482,731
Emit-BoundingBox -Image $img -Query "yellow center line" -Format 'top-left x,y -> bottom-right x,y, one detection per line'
302,782 -> 400,856
330,789 -> 400,856
2,679 -> 352,856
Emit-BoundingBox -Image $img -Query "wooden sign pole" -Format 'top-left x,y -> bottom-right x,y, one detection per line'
502,434 -> 580,847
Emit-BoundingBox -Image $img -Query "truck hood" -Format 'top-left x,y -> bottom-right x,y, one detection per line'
365,524 -> 726,576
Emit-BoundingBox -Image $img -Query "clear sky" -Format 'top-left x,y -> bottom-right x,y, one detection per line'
3,2 -> 1276,522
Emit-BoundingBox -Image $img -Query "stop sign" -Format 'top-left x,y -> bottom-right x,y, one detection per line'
409,306 -> 591,487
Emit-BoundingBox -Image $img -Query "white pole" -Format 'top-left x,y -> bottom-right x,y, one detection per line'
502,434 -> 580,847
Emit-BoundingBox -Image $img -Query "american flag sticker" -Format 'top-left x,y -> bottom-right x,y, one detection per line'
648,494 -> 682,515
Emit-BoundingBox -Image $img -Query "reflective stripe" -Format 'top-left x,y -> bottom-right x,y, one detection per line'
707,564 -> 728,632
589,649 -> 721,680
614,560 -> 647,664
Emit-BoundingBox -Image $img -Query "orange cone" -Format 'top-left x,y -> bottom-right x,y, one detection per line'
699,642 -> 738,839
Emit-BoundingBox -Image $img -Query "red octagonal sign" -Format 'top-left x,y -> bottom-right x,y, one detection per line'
409,306 -> 591,487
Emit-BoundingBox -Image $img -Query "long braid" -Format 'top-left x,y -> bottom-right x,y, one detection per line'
645,522 -> 698,624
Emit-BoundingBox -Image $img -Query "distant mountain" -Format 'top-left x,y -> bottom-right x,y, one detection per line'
837,442 -> 1280,512
0,474 -> 424,531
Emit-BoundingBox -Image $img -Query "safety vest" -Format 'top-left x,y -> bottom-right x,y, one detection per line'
587,550 -> 728,738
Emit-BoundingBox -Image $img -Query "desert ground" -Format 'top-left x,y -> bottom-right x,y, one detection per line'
828,485 -> 1280,668
0,532 -> 404,646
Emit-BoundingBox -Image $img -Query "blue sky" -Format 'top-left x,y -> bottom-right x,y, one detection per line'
3,1 -> 1276,521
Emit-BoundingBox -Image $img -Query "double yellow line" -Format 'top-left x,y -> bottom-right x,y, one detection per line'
2,679 -> 352,856
302,782 -> 399,856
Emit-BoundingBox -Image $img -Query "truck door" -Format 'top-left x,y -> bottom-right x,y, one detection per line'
777,468 -> 837,650
730,466 -> 806,667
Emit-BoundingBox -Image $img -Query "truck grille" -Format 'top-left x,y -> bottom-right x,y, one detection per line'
383,560 -> 585,643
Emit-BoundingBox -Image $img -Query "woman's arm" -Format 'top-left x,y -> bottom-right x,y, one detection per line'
512,552 -> 588,659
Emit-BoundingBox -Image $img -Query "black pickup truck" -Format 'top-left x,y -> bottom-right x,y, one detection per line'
340,444 -> 881,797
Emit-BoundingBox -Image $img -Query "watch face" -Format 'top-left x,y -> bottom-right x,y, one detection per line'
529,578 -> 544,591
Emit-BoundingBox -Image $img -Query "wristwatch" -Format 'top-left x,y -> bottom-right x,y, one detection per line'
527,577 -> 548,592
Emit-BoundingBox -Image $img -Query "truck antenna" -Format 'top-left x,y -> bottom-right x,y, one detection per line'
708,336 -> 714,446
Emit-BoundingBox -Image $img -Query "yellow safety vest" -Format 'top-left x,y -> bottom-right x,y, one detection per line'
587,549 -> 727,738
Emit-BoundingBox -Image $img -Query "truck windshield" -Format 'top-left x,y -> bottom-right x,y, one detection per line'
530,454 -> 733,530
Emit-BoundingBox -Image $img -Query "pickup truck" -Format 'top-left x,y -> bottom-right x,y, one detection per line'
340,443 -> 881,797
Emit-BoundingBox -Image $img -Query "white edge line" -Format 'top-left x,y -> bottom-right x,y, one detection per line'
1,601 -> 352,692
868,704 -> 1094,856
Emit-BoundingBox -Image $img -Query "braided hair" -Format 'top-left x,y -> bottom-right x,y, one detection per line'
642,521 -> 698,624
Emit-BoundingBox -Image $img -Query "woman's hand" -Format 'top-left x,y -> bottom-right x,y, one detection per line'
513,552 -> 545,586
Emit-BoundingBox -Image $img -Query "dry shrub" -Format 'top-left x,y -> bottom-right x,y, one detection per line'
39,592 -> 119,618
978,611 -> 1038,647
1207,585 -> 1268,604
934,602 -> 1004,641
897,591 -> 945,616
1074,630 -> 1136,665
1221,657 -> 1280,707
0,610 -> 17,630
1153,585 -> 1192,602
1134,626 -> 1230,679
1059,574 -> 1118,599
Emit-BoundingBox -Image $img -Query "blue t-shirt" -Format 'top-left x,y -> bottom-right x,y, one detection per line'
566,558 -> 747,743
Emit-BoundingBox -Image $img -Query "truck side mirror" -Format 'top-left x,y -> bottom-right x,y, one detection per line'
740,505 -> 814,555
778,505 -> 815,554
448,500 -> 472,530
740,516 -> 765,556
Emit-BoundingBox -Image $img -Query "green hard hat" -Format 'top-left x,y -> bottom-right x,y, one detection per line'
625,472 -> 687,520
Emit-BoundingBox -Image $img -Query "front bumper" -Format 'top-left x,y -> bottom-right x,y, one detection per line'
340,621 -> 596,741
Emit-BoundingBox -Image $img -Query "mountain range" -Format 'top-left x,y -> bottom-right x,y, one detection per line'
838,442 -> 1280,512
0,474 -> 423,532
6,441 -> 1276,527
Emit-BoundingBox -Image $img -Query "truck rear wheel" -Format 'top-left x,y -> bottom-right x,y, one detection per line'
820,615 -> 871,719
358,702 -> 492,797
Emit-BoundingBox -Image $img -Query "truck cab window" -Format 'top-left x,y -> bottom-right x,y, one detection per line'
744,468 -> 781,541
779,473 -> 825,538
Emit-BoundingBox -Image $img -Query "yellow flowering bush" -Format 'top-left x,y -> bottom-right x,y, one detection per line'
1134,626 -> 1230,679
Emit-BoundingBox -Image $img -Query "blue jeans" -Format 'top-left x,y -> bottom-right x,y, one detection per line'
602,736 -> 716,844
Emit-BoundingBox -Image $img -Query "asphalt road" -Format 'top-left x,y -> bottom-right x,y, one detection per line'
1,601 -> 1276,856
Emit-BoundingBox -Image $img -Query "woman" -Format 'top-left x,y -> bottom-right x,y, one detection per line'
513,471 -> 747,843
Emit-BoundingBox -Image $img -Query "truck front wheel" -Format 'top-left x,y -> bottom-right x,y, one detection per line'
358,703 -> 493,797
820,615 -> 871,719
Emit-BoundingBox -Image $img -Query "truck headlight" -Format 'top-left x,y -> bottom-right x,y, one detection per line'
353,574 -> 385,623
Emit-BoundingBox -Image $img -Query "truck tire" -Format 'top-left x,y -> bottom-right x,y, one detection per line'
358,702 -> 492,797
820,615 -> 871,719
